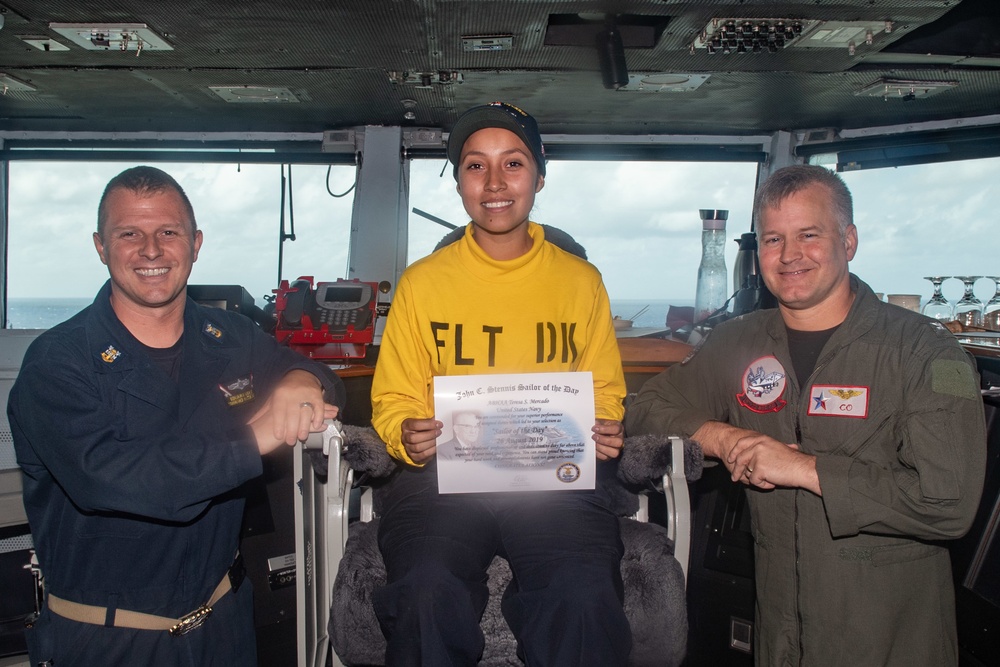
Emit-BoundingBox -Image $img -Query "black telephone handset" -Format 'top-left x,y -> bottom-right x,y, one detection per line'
281,279 -> 315,328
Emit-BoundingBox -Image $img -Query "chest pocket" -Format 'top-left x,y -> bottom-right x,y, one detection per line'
101,370 -> 179,441
804,404 -> 896,460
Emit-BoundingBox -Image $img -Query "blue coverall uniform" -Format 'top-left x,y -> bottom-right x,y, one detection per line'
8,280 -> 344,666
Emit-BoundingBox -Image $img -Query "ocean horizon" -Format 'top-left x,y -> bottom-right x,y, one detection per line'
7,297 -> 691,331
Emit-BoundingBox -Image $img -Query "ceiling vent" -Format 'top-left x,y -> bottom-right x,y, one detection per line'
461,35 -> 513,52
620,73 -> 710,93
322,130 -> 358,153
387,71 -> 463,88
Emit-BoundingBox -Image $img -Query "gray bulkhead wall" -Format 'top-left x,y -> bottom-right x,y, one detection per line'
0,159 -> 7,330
347,126 -> 409,309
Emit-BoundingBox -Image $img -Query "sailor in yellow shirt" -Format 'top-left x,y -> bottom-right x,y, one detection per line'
370,102 -> 631,666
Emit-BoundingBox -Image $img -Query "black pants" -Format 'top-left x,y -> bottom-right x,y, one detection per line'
373,460 -> 632,666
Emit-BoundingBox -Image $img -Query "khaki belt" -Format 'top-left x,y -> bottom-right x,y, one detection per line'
47,571 -> 232,636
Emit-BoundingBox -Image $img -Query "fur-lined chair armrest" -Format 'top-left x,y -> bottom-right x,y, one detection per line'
311,426 -> 703,519
341,424 -> 398,478
618,434 -> 704,486
330,427 -> 705,483
305,424 -> 398,478
600,434 -> 703,518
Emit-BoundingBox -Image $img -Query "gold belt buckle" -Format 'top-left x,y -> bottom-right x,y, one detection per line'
169,605 -> 213,636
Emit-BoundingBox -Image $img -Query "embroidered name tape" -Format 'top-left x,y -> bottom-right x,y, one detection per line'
219,374 -> 255,407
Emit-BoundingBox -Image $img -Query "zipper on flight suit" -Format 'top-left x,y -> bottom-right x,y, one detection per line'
792,347 -> 834,667
794,417 -> 804,666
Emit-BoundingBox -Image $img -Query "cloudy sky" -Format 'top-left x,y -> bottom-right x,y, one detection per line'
7,154 -> 999,310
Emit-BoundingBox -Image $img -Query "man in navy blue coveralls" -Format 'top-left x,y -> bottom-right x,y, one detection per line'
8,166 -> 344,666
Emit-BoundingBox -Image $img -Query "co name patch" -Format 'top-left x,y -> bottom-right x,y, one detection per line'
807,385 -> 869,418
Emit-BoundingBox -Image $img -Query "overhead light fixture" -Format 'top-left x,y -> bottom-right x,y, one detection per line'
401,98 -> 418,121
49,22 -> 173,52
0,72 -> 36,93
620,73 -> 710,93
793,20 -> 892,53
854,78 -> 958,100
790,20 -> 894,55
692,18 -> 819,54
208,86 -> 300,103
18,35 -> 70,52
597,22 -> 629,90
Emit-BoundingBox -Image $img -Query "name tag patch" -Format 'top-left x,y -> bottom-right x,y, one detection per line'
219,374 -> 255,407
808,385 -> 869,418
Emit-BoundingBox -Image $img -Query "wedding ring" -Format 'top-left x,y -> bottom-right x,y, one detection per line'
746,467 -> 753,475
300,402 -> 314,410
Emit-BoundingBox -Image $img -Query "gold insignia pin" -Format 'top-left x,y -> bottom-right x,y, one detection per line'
831,389 -> 863,400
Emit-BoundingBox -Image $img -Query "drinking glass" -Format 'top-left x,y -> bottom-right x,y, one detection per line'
921,276 -> 953,321
953,276 -> 984,327
984,276 -> 1000,331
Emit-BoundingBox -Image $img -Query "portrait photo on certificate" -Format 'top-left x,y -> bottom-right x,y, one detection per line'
433,371 -> 596,494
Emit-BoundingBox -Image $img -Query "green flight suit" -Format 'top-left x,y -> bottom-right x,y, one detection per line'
627,277 -> 986,666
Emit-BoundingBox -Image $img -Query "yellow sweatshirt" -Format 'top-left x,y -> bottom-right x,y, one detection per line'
371,222 -> 626,463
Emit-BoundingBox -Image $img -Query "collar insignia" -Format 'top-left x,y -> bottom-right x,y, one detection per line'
203,322 -> 223,339
101,345 -> 121,364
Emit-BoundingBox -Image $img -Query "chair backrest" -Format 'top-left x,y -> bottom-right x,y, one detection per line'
299,426 -> 699,667
434,223 -> 589,260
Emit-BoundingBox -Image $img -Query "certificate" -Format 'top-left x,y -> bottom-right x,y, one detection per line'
433,371 -> 596,494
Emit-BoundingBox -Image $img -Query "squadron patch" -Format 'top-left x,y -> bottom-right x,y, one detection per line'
737,356 -> 787,413
100,345 -> 121,364
807,385 -> 869,418
219,374 -> 255,407
203,322 -> 223,339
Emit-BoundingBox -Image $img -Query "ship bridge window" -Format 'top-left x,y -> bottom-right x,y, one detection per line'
837,155 -> 1000,306
408,153 -> 1000,326
5,161 -> 356,329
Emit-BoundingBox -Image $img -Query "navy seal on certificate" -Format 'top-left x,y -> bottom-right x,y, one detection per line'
433,371 -> 596,493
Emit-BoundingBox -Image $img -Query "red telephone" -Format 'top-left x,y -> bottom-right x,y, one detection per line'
272,276 -> 378,360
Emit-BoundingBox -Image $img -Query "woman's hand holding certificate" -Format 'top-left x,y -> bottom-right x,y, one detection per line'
592,419 -> 625,460
400,417 -> 443,464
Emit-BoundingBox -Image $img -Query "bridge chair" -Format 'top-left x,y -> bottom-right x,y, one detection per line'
295,423 -> 702,667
